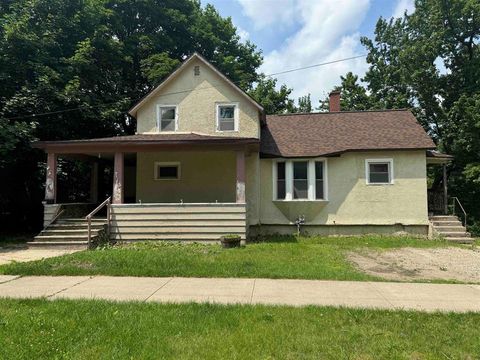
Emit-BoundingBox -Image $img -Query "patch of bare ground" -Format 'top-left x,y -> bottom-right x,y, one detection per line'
348,247 -> 480,283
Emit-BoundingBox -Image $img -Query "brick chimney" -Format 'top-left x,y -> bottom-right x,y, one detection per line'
329,90 -> 341,112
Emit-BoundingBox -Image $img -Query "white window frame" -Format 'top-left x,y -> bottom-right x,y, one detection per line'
154,162 -> 181,181
272,158 -> 328,201
365,158 -> 394,185
216,102 -> 239,132
156,104 -> 178,132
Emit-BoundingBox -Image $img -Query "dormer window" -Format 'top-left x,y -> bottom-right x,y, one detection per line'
216,103 -> 238,132
157,105 -> 178,132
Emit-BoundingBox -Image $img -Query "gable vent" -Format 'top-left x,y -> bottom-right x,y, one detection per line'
194,65 -> 200,76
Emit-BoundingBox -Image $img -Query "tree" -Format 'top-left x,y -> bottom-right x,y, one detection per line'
248,75 -> 295,114
330,0 -> 480,230
318,72 -> 373,111
0,0 -> 266,232
296,94 -> 312,113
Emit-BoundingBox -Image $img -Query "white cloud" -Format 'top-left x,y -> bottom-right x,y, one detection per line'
237,0 -> 298,29
236,25 -> 250,42
393,0 -> 415,18
244,0 -> 370,106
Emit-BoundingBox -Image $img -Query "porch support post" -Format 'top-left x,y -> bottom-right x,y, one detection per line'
113,152 -> 124,204
236,150 -> 246,203
45,152 -> 57,204
89,162 -> 99,203
443,163 -> 448,215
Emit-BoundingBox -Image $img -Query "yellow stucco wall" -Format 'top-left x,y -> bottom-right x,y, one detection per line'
136,58 -> 260,138
258,150 -> 429,226
136,151 -> 260,213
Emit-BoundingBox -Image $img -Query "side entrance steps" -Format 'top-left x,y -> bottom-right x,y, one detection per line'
429,215 -> 473,244
28,218 -> 107,249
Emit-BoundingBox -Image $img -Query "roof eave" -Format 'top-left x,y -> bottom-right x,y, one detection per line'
128,52 -> 264,117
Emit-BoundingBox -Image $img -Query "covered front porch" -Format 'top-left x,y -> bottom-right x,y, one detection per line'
32,134 -> 258,247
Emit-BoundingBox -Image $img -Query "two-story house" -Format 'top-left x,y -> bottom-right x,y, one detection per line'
32,53 -> 460,248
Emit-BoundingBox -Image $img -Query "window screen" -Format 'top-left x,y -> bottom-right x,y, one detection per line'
218,105 -> 236,131
293,161 -> 308,199
315,161 -> 324,199
276,162 -> 286,200
156,165 -> 179,180
159,106 -> 176,131
368,162 -> 390,183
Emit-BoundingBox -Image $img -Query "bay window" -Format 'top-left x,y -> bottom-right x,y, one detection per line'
274,159 -> 327,201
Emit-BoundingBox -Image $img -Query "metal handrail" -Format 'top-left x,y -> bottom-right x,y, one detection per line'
451,197 -> 467,227
46,207 -> 64,229
85,197 -> 111,245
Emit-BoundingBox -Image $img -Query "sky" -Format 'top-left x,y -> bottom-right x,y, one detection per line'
206,0 -> 415,105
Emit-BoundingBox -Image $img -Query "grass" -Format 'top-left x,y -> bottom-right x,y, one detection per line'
0,235 -> 462,280
0,299 -> 479,359
0,232 -> 33,247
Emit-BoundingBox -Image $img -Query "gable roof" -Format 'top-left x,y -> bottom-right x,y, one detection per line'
260,109 -> 436,158
128,52 -> 264,117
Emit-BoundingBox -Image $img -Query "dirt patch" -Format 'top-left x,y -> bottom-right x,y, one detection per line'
348,247 -> 480,283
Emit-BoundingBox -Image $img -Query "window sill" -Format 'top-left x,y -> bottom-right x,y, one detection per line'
215,130 -> 239,133
273,199 -> 329,203
366,183 -> 394,186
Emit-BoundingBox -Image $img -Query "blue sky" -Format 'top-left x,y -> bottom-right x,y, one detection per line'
206,0 -> 415,105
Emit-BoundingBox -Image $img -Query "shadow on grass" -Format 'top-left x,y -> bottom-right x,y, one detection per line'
249,234 -> 299,244
0,232 -> 34,248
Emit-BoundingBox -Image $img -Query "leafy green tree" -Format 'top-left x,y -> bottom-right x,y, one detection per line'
296,94 -> 312,113
329,0 -> 480,229
248,76 -> 295,114
318,72 -> 373,111
0,0 -> 267,232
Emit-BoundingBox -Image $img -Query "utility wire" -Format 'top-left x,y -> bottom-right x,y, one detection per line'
4,54 -> 368,120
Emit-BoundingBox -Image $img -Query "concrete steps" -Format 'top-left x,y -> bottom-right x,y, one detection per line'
29,218 -> 107,249
429,215 -> 472,244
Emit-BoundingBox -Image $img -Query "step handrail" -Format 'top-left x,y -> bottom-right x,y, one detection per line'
451,197 -> 467,228
46,207 -> 65,229
85,197 -> 111,245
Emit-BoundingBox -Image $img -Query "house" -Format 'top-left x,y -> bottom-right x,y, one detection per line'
31,52 -> 464,248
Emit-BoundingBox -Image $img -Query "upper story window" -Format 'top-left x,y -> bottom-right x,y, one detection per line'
216,103 -> 238,132
365,159 -> 394,185
274,159 -> 327,201
157,105 -> 178,132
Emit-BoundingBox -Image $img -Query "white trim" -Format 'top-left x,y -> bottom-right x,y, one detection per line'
215,102 -> 239,132
156,105 -> 178,132
272,158 -> 328,201
154,162 -> 181,180
365,158 -> 394,185
128,53 -> 264,116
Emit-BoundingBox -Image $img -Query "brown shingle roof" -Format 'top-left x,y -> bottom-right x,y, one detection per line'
260,110 -> 435,158
32,133 -> 259,152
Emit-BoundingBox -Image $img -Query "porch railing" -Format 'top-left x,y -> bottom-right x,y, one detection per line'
451,197 -> 467,228
85,197 -> 111,246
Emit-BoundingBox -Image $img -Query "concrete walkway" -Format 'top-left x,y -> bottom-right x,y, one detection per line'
1,275 -> 479,313
0,247 -> 79,265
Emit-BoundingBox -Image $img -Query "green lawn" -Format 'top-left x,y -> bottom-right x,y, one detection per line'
0,235 -> 460,280
0,299 -> 479,359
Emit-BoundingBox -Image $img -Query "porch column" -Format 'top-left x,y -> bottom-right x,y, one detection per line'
443,163 -> 448,214
236,150 -> 246,203
45,152 -> 57,204
89,162 -> 99,203
112,152 -> 124,204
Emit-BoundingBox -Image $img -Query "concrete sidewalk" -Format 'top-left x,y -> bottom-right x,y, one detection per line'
1,275 -> 479,313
